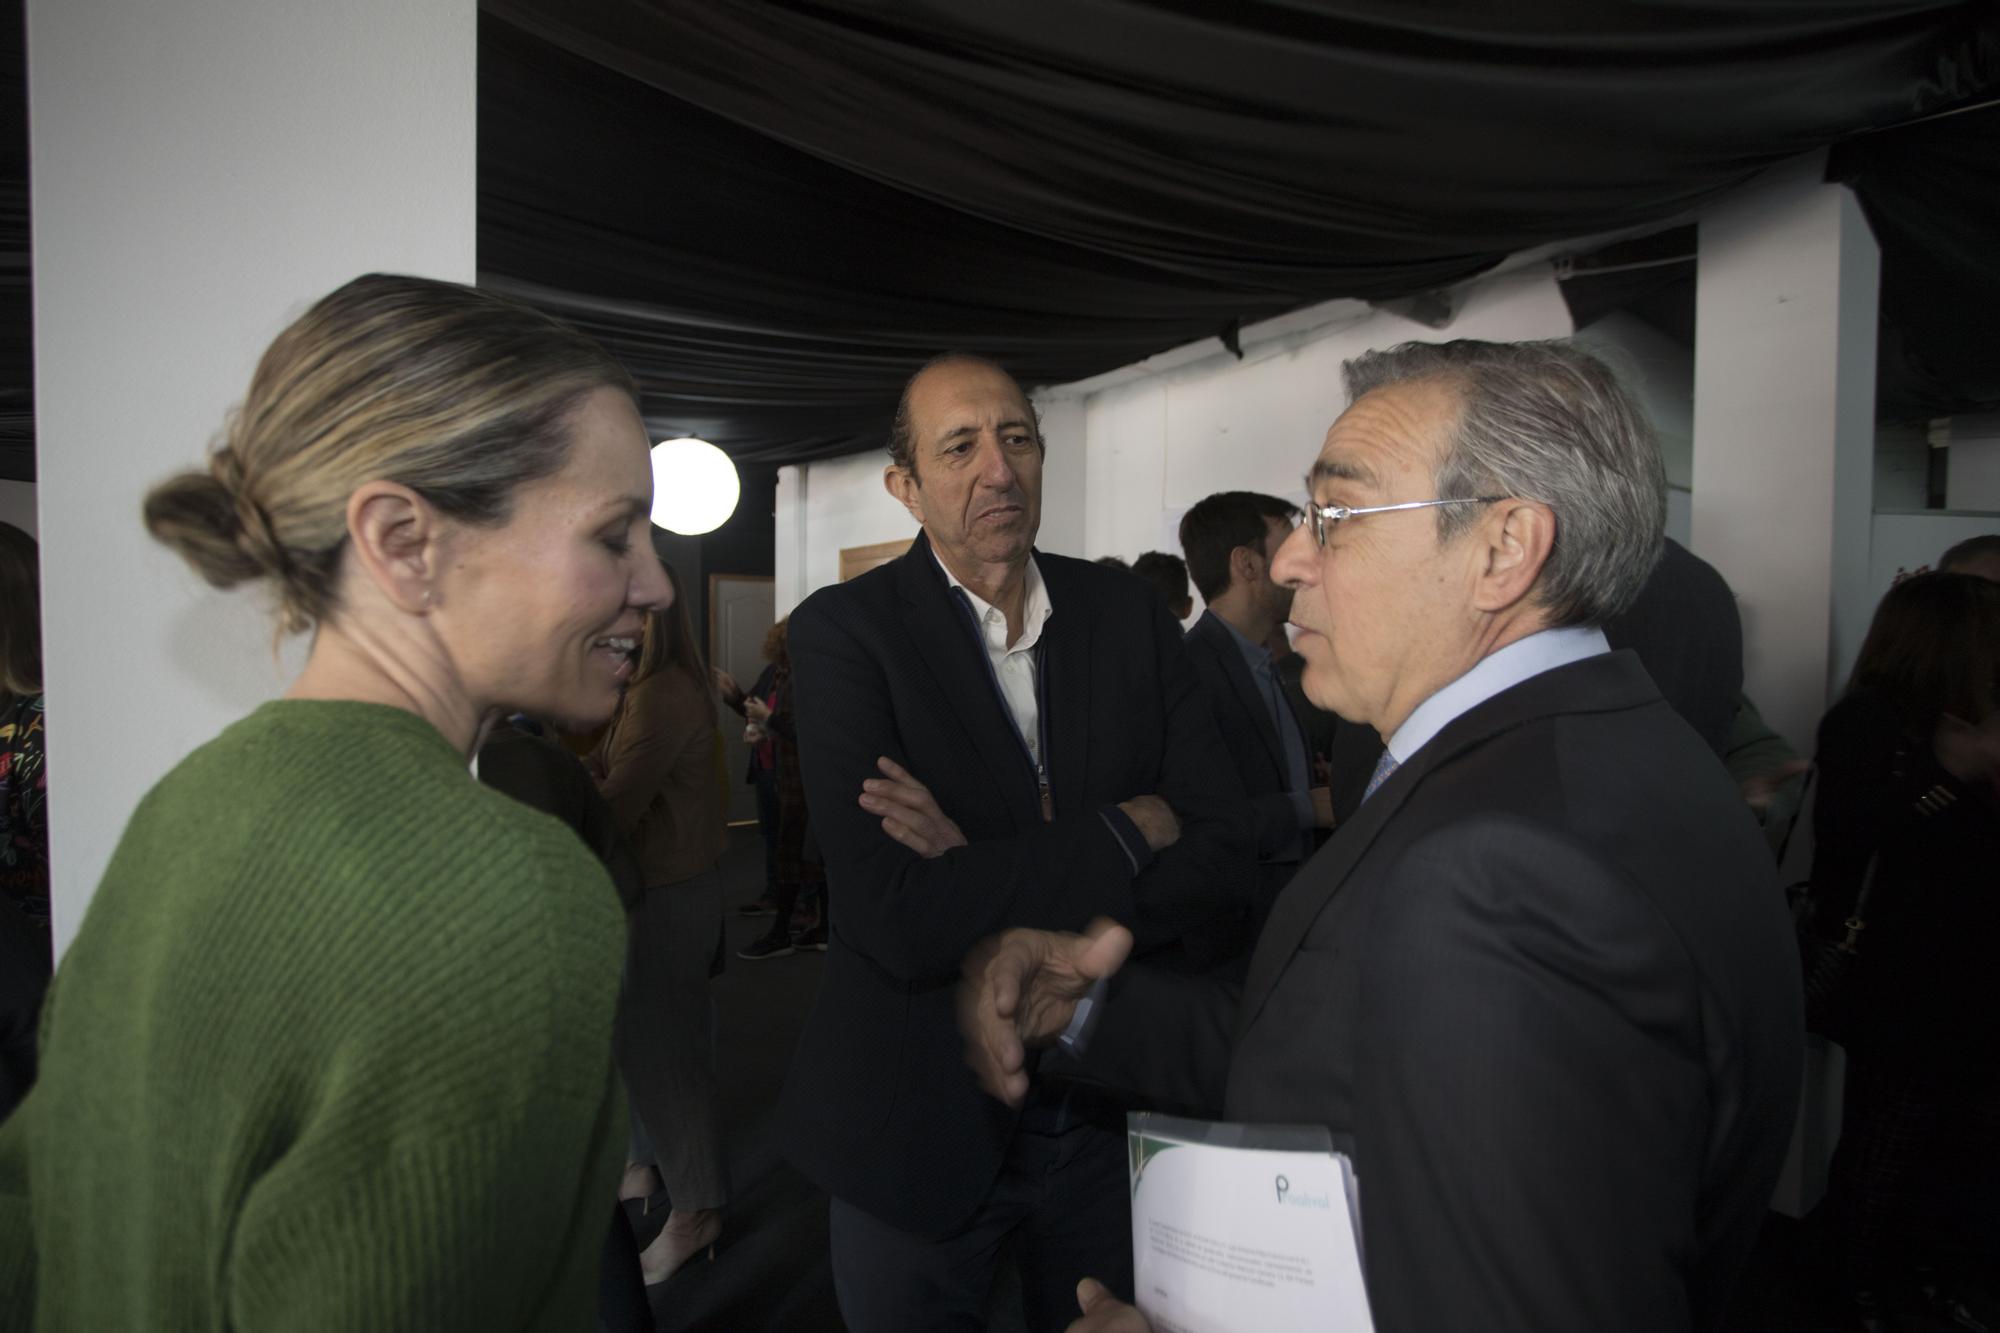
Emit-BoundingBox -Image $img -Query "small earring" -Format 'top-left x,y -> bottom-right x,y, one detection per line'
422,587 -> 437,609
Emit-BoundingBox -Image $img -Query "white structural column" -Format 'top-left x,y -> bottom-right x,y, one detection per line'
1031,393 -> 1088,558
29,0 -> 477,956
1691,165 -> 1879,753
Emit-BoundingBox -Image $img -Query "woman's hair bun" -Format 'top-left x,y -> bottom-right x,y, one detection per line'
141,272 -> 638,636
142,449 -> 279,592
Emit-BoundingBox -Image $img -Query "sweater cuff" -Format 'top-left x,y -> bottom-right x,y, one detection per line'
1099,806 -> 1155,875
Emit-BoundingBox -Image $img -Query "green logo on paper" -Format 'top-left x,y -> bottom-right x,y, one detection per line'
1129,1135 -> 1181,1199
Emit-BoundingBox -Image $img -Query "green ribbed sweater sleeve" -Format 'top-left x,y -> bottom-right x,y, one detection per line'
2,701 -> 627,1333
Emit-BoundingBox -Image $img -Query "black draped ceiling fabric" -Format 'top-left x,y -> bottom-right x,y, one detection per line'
1832,102 -> 2000,421
0,3 -> 1994,473
476,15 -> 1358,464
478,0 -> 1998,464
1559,101 -> 2000,426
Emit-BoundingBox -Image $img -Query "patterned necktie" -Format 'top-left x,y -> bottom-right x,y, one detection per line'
1362,749 -> 1401,803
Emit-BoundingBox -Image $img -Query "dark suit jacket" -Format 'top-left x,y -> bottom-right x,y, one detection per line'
1183,611 -> 1327,939
477,721 -> 644,910
778,532 -> 1253,1238
1603,538 -> 1743,756
1272,651 -> 1385,825
1082,651 -> 1803,1333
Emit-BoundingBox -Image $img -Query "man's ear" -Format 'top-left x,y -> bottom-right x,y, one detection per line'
883,464 -> 925,524
1471,499 -> 1556,613
345,480 -> 443,614
1229,544 -> 1260,593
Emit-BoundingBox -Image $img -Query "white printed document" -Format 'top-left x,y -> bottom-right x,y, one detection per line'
1127,1113 -> 1373,1333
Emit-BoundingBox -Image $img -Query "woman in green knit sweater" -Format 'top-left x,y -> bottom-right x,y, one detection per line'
0,275 -> 673,1331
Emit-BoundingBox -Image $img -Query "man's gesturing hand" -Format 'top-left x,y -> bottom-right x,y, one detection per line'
860,756 -> 969,858
959,918 -> 1133,1106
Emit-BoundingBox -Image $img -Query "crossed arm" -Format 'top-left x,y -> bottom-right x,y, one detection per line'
789,603 -> 1152,982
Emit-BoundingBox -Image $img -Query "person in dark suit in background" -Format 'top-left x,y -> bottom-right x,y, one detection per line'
1177,491 -> 1334,950
780,353 -> 1252,1332
963,338 -> 1803,1333
1129,551 -> 1193,624
1602,536 -> 1743,756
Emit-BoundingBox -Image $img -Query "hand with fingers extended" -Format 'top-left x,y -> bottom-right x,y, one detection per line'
1065,1278 -> 1152,1332
859,756 -> 970,858
959,917 -> 1133,1106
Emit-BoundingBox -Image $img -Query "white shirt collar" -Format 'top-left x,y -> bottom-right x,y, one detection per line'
1384,625 -> 1610,764
934,548 -> 1053,654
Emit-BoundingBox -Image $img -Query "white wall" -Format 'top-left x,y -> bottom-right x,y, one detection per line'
776,264 -> 1576,609
1574,313 -> 1694,490
1870,511 -> 2000,587
1078,266 -> 1577,563
1036,396 -> 1088,558
0,480 -> 35,536
30,0 -> 477,957
774,451 -> 915,617
1873,421 -> 1932,510
1946,414 -> 2000,511
1691,174 -> 1878,753
777,267 -> 1580,598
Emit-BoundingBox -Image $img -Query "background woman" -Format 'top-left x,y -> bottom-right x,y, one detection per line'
594,562 -> 731,1284
0,521 -> 48,954
1809,571 -> 2000,1331
0,274 -> 672,1330
716,619 -> 786,917
735,619 -> 826,961
0,520 -> 48,1121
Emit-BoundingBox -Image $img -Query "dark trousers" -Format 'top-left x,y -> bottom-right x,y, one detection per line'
753,768 -> 781,898
616,869 -> 727,1210
597,1205 -> 654,1333
828,1121 -> 1132,1333
1832,1053 -> 2000,1292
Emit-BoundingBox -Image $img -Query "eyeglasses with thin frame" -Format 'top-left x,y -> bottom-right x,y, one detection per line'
1300,493 -> 1505,548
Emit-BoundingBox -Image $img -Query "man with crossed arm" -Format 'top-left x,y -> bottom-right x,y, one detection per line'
778,353 -> 1253,1331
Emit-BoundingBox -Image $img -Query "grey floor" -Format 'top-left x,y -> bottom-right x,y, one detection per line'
631,830 -> 1993,1333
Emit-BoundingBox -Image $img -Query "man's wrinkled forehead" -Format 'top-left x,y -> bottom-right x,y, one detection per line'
911,360 -> 1035,442
1311,381 -> 1458,494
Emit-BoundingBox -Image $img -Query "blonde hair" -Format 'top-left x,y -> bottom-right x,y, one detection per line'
144,274 -> 637,633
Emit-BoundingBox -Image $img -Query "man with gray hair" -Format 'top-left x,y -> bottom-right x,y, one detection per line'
960,339 -> 1804,1333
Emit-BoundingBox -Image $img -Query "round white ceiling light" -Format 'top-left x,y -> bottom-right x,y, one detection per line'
649,437 -> 740,535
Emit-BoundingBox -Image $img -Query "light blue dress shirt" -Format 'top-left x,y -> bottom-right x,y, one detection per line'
1062,624 -> 1610,1054
1382,625 -> 1610,767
